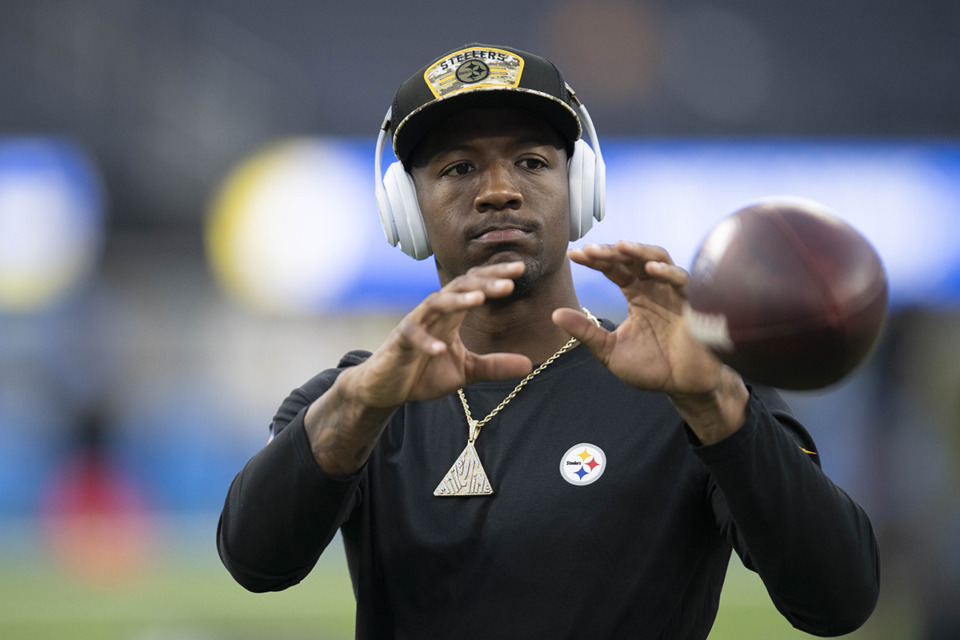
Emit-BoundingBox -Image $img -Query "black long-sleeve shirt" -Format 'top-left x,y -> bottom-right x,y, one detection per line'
218,339 -> 879,639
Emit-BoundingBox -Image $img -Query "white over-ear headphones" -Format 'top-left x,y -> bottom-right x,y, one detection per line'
374,88 -> 606,260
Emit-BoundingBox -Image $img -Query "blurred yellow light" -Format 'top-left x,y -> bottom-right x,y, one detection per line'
205,138 -> 369,314
0,139 -> 105,312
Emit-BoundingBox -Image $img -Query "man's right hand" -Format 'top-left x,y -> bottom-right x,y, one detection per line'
304,261 -> 534,476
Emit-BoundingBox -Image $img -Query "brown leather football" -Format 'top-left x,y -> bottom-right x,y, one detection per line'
685,197 -> 888,390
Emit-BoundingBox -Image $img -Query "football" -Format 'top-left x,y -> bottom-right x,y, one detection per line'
684,197 -> 888,390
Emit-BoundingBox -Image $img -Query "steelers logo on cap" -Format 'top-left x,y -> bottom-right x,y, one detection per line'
423,46 -> 524,99
456,60 -> 490,84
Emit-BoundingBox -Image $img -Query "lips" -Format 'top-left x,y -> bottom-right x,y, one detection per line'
469,221 -> 536,244
476,228 -> 529,242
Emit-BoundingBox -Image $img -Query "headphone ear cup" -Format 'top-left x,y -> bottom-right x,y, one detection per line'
376,170 -> 400,248
383,162 -> 432,260
567,139 -> 597,241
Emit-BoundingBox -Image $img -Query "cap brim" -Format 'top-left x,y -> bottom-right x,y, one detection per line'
393,87 -> 581,163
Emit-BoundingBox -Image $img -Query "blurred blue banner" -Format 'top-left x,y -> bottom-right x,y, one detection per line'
207,138 -> 960,315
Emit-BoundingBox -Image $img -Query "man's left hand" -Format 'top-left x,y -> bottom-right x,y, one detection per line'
553,241 -> 748,444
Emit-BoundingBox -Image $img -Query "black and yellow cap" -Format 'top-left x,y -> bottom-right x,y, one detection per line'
390,43 -> 582,163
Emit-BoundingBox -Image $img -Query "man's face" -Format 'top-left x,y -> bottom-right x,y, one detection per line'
409,107 -> 571,292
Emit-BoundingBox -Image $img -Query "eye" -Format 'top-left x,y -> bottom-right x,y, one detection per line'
442,162 -> 473,177
518,157 -> 548,170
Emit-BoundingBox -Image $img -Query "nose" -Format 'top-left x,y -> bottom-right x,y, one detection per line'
474,163 -> 523,212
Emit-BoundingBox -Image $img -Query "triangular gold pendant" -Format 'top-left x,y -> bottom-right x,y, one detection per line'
433,441 -> 494,496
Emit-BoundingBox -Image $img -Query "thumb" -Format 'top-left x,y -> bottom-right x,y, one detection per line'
468,353 -> 533,383
552,307 -> 609,354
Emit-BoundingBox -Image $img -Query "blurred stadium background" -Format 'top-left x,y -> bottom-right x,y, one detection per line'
2,1 -> 959,638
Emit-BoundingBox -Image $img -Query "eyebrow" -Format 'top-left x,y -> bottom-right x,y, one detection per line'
411,132 -> 564,169
436,137 -> 563,157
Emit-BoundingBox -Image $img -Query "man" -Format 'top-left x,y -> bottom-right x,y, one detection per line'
218,43 -> 880,638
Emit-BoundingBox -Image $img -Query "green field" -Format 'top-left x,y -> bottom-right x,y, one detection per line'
0,518 -> 890,639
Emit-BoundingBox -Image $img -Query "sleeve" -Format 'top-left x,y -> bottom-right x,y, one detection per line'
694,385 -> 881,636
216,350 -> 371,593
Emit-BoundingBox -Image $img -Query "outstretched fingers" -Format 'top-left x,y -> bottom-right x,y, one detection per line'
567,243 -> 622,281
396,315 -> 455,355
570,242 -> 688,294
403,261 -> 526,352
614,241 -> 687,288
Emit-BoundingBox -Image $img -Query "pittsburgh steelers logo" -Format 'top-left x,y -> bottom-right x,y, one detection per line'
559,443 -> 606,486
456,60 -> 490,84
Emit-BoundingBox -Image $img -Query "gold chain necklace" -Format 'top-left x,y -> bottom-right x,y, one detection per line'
433,308 -> 600,497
